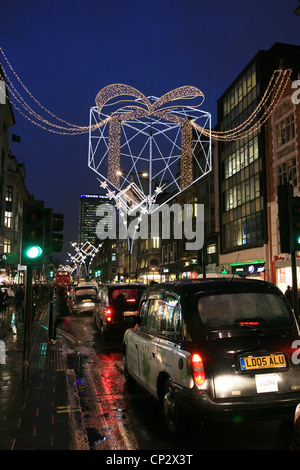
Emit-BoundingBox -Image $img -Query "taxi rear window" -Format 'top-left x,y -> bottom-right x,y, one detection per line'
197,292 -> 292,329
110,288 -> 144,303
75,288 -> 97,298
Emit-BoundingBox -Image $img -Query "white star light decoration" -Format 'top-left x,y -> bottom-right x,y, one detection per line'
88,84 -> 212,219
68,241 -> 102,275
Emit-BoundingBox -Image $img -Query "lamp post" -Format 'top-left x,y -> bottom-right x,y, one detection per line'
116,170 -> 148,283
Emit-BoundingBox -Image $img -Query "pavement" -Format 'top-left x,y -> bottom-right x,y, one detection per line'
0,301 -> 90,450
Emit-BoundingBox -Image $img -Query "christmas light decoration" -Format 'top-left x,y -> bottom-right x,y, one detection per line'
67,241 -> 102,276
88,88 -> 212,215
0,46 -> 292,142
0,45 -> 293,263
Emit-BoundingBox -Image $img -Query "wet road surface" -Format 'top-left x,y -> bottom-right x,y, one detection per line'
60,315 -> 294,451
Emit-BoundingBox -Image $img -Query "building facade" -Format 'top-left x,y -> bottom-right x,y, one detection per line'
218,42 -> 300,283
3,155 -> 28,274
89,43 -> 300,292
78,194 -> 113,246
266,74 -> 300,292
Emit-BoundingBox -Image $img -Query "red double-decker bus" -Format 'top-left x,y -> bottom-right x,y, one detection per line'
54,270 -> 70,287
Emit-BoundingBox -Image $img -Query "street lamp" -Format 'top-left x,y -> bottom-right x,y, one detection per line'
116,170 -> 148,180
115,170 -> 149,283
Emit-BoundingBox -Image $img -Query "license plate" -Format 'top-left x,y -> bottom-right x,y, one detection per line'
123,311 -> 138,317
255,373 -> 278,393
240,354 -> 286,371
82,299 -> 92,302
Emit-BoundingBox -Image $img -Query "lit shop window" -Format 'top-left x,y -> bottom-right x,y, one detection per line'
3,238 -> 11,254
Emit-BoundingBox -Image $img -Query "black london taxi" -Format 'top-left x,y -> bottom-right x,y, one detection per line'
122,278 -> 300,433
94,283 -> 147,340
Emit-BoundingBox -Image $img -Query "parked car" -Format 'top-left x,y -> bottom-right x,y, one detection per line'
94,283 -> 148,340
122,278 -> 300,434
69,283 -> 98,316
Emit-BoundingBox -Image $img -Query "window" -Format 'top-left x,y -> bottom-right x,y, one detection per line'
4,211 -> 12,228
223,136 -> 259,180
152,237 -> 160,249
146,297 -> 164,331
277,157 -> 297,187
139,300 -> 149,326
5,186 -> 13,202
3,238 -> 11,254
223,211 -> 263,249
160,295 -> 182,335
276,113 -> 295,148
142,294 -> 182,336
197,292 -> 292,329
222,63 -> 256,118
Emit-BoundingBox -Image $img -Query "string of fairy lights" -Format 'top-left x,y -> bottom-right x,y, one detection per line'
0,46 -> 293,142
193,68 -> 292,141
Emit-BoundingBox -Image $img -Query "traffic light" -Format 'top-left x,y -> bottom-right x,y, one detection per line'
44,208 -> 64,253
22,200 -> 45,263
290,197 -> 300,251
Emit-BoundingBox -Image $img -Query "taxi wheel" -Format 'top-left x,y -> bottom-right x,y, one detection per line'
162,378 -> 182,434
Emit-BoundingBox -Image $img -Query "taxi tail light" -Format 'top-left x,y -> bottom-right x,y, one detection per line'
192,353 -> 205,386
237,321 -> 260,327
105,307 -> 113,322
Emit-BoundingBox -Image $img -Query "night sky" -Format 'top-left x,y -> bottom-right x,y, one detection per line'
0,0 -> 299,262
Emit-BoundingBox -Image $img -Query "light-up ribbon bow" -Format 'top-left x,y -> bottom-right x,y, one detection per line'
95,83 -> 205,124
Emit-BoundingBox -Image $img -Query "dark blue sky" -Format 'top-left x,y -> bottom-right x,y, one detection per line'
0,0 -> 299,261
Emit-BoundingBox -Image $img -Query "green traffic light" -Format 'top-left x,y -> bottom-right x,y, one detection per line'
26,245 -> 43,259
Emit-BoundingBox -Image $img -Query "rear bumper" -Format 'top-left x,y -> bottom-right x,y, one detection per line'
174,383 -> 300,422
72,305 -> 95,315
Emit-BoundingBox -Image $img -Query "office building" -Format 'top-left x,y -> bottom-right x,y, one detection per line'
217,42 -> 300,281
78,194 -> 114,246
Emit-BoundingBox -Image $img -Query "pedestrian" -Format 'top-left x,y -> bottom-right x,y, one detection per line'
285,285 -> 293,307
1,288 -> 8,313
0,289 -> 4,316
14,284 -> 25,320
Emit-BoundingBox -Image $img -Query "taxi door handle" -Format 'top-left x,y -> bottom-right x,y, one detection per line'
152,351 -> 156,358
135,342 -> 138,349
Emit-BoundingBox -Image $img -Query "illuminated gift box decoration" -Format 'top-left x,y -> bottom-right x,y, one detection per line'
88,84 -> 212,215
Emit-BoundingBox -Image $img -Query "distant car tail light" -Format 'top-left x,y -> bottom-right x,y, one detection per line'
191,353 -> 205,386
106,307 -> 112,322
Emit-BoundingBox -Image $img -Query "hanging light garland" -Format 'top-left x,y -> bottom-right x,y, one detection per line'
0,45 -> 292,141
193,68 -> 292,141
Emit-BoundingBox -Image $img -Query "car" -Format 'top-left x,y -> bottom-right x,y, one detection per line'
94,283 -> 148,340
122,278 -> 300,434
69,283 -> 98,316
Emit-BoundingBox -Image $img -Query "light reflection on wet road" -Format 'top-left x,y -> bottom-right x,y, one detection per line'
62,315 -> 293,451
